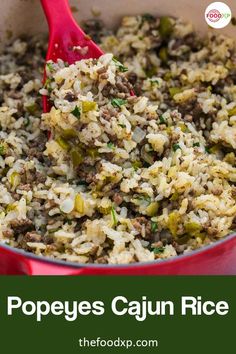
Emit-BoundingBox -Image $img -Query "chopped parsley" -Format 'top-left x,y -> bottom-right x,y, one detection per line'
46,62 -> 54,72
172,143 -> 181,152
111,98 -> 127,108
71,106 -> 81,119
153,246 -> 164,254
205,147 -> 211,154
118,123 -> 126,128
193,142 -> 200,147
159,115 -> 166,124
107,142 -> 115,149
112,57 -> 128,72
151,221 -> 158,233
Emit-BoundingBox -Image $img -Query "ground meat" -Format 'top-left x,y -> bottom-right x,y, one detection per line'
29,132 -> 47,151
97,66 -> 106,75
18,184 -> 31,191
172,240 -> 186,254
28,148 -> 44,161
9,218 -> 34,235
35,172 -> 47,183
100,73 -> 109,80
116,75 -> 133,94
77,165 -> 97,184
101,107 -> 118,120
127,72 -> 138,85
64,92 -> 76,102
96,255 -> 108,264
112,192 -> 123,205
24,231 -> 42,242
2,229 -> 14,238
132,216 -> 152,240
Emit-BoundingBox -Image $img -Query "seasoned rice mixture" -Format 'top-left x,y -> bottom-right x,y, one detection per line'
1,15 -> 236,264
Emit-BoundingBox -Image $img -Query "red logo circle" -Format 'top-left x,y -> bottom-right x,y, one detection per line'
206,9 -> 221,22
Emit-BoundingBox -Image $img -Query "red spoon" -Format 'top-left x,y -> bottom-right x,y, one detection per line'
40,0 -> 103,112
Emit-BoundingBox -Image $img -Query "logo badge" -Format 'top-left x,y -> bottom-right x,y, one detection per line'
205,2 -> 232,28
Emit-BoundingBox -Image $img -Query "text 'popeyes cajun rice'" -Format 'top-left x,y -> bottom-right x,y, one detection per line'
0,15 -> 236,264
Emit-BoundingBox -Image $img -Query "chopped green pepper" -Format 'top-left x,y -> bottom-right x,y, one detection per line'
82,101 -> 97,112
70,149 -> 83,166
132,160 -> 142,171
170,191 -> 179,201
87,147 -> 99,158
61,129 -> 77,139
159,16 -> 173,38
159,47 -> 168,64
0,144 -> 5,155
10,172 -> 21,189
146,202 -> 159,217
169,87 -> 182,98
228,107 -> 236,117
56,137 -> 70,151
26,103 -> 38,115
74,194 -> 84,213
168,211 -> 180,237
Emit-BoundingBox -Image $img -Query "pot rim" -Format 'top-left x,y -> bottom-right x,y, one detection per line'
1,232 -> 236,270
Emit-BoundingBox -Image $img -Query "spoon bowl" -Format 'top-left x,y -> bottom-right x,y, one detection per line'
41,0 -> 103,112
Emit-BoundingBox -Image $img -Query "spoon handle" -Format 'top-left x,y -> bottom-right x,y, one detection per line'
41,0 -> 74,32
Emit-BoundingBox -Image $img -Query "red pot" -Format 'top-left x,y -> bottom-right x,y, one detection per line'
0,234 -> 235,275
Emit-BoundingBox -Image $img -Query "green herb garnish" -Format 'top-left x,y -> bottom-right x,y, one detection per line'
71,106 -> 81,119
118,123 -> 126,128
151,221 -> 158,233
172,143 -> 181,152
205,147 -> 210,154
153,246 -> 164,254
112,57 -> 128,72
159,115 -> 166,124
111,98 -> 127,108
107,142 -> 115,149
193,142 -> 200,147
46,62 -> 54,72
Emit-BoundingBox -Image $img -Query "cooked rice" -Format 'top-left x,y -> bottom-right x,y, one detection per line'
0,15 -> 236,264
